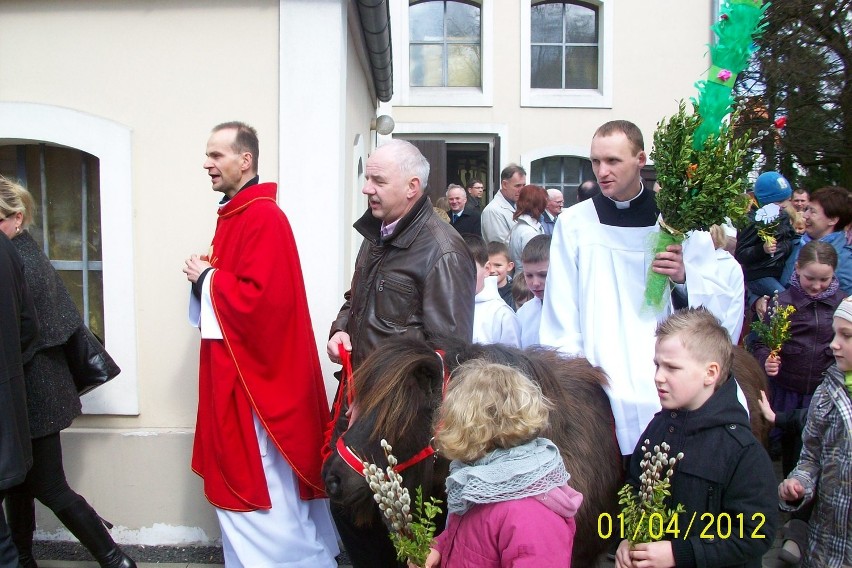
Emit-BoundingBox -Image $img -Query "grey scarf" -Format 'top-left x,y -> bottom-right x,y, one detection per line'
445,438 -> 569,515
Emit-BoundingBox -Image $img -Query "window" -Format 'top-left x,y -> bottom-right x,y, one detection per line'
531,1 -> 598,89
0,144 -> 105,339
391,0 -> 492,106
521,0 -> 612,108
530,155 -> 593,204
410,0 -> 481,88
0,102 -> 137,415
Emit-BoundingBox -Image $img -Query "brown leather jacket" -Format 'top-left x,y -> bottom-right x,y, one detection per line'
331,195 -> 475,368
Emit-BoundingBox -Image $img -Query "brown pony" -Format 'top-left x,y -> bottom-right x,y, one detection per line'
323,336 -> 621,568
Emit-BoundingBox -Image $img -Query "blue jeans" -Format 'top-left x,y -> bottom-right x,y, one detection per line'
746,276 -> 786,308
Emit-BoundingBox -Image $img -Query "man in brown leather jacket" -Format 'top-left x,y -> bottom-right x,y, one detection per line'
327,139 -> 475,369
326,139 -> 475,567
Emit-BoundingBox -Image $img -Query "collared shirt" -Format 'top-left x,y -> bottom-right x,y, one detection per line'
380,218 -> 401,239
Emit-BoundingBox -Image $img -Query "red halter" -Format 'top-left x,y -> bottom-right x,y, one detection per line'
335,349 -> 451,478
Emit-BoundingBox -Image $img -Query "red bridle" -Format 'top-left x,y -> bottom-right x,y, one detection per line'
335,349 -> 451,478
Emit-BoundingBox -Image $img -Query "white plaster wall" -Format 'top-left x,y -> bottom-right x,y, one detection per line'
0,0 -> 279,540
1,0 -> 379,540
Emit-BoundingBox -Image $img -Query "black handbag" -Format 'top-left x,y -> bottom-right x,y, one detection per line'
64,325 -> 121,395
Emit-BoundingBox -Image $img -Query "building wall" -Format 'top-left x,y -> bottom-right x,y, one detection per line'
391,0 -> 715,168
0,0 -> 378,543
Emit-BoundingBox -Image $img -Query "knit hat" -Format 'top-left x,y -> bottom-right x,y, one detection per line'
753,172 -> 792,206
834,297 -> 852,324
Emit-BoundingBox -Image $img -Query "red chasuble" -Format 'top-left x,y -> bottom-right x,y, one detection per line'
191,183 -> 330,511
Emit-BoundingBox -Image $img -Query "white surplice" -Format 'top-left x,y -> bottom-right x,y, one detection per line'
473,275 -> 521,347
517,296 -> 542,349
216,413 -> 340,568
540,198 -> 744,454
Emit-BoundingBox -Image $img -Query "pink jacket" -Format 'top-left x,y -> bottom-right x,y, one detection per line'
433,485 -> 582,567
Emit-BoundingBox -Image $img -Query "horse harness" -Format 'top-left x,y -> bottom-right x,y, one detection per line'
334,348 -> 451,478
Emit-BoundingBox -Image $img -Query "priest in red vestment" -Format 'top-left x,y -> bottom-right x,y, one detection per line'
184,122 -> 338,567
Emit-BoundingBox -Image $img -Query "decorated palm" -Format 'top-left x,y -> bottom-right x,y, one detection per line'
645,0 -> 768,311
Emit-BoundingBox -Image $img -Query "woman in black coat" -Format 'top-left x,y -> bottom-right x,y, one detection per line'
0,226 -> 39,568
0,176 -> 135,568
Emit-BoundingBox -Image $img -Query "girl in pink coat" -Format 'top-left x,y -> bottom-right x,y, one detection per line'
419,360 -> 583,568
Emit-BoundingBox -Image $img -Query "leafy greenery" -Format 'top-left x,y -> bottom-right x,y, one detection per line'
651,100 -> 753,234
751,293 -> 796,356
389,487 -> 442,566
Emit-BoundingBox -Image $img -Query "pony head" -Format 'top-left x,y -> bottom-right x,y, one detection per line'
322,337 -> 448,527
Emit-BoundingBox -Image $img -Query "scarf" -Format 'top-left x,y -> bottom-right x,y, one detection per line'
445,438 -> 569,515
790,269 -> 840,301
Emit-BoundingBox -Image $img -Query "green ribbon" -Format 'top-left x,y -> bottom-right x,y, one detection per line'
729,0 -> 763,7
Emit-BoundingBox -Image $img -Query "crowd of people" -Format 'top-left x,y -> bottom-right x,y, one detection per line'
1,117 -> 850,568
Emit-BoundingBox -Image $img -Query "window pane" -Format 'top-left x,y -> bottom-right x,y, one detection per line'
86,153 -> 102,261
410,44 -> 444,86
531,155 -> 593,205
446,1 -> 480,41
0,142 -> 105,340
544,157 -> 562,181
23,146 -> 43,240
57,268 -> 104,338
410,1 -> 444,41
531,45 -> 562,88
58,270 -> 85,320
564,46 -> 598,89
530,160 -> 543,180
45,147 -> 83,261
581,160 -> 594,183
562,157 -> 581,181
0,146 -> 15,174
88,269 -> 105,340
531,3 -> 563,43
565,3 -> 597,43
448,44 -> 481,86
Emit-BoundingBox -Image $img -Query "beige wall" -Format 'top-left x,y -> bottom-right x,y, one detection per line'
0,0 -> 280,430
392,0 -> 714,163
0,0 -> 378,543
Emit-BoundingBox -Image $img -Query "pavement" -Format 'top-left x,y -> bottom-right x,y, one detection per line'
31,462 -> 791,568
32,547 -> 790,568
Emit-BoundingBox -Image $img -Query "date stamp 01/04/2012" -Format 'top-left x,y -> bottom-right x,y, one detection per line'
597,512 -> 768,541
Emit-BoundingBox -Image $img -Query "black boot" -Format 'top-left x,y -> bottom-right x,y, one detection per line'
4,491 -> 38,568
53,500 -> 136,568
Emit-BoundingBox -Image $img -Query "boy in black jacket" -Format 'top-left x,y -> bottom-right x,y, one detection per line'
616,308 -> 777,568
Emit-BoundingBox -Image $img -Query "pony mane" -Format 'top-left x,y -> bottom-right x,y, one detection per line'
353,337 -> 443,444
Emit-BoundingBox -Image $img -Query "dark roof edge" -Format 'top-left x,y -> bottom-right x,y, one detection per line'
356,0 -> 393,103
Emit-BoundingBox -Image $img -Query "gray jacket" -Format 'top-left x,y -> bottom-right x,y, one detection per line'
481,191 -> 516,244
782,364 -> 852,567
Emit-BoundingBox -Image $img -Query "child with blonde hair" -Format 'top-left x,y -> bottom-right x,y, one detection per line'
616,308 -> 776,568
418,361 -> 582,567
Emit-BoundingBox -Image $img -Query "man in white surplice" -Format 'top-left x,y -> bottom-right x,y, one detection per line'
539,120 -> 744,457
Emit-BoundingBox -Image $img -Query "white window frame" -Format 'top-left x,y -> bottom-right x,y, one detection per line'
520,0 -> 613,108
391,0 -> 494,107
521,144 -> 590,174
0,102 -> 138,415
